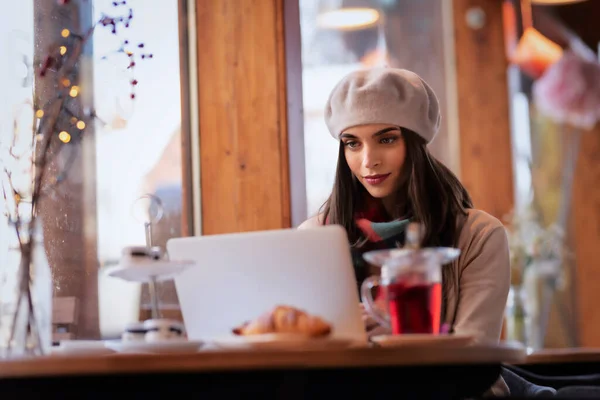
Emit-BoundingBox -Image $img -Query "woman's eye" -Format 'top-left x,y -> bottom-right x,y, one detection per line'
344,141 -> 359,148
380,137 -> 396,144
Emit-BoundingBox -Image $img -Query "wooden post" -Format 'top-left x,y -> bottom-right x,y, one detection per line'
194,0 -> 302,234
34,0 -> 99,339
453,0 -> 514,221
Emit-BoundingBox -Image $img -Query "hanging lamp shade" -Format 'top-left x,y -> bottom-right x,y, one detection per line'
511,27 -> 563,78
531,0 -> 588,5
316,0 -> 381,31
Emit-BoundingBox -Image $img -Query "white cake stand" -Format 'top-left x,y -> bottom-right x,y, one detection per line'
106,194 -> 196,319
104,252 -> 195,320
106,258 -> 194,283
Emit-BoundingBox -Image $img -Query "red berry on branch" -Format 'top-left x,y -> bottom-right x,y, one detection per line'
100,16 -> 113,26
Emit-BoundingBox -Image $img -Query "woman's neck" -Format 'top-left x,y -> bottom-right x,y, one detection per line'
377,193 -> 407,220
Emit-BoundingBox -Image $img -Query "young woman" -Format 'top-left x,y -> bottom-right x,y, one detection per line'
299,67 -> 510,347
299,67 -> 510,395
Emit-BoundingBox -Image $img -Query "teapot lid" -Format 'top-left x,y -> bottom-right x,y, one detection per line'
363,247 -> 461,268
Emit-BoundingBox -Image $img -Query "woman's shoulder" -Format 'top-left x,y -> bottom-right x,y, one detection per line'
297,213 -> 326,230
457,208 -> 508,252
461,208 -> 505,233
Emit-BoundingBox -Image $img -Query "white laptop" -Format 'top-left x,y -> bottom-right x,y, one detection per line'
166,225 -> 366,344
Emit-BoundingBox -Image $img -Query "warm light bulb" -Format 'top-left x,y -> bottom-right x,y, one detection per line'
61,29 -> 70,38
317,7 -> 380,31
76,120 -> 86,130
69,86 -> 79,97
58,131 -> 71,143
60,46 -> 67,55
35,110 -> 44,118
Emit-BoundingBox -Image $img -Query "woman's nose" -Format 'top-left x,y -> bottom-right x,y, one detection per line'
362,147 -> 381,169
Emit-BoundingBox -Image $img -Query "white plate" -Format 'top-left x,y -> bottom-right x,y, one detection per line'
52,340 -> 116,356
211,334 -> 356,350
370,333 -> 474,348
104,339 -> 203,354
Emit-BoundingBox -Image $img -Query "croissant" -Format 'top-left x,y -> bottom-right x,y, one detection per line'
233,305 -> 332,337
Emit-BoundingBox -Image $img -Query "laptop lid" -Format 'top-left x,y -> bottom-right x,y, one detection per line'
166,225 -> 366,343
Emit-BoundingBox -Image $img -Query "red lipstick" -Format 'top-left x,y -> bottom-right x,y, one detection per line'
363,173 -> 391,186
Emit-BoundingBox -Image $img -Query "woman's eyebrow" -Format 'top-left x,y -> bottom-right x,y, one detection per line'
339,127 -> 400,139
373,127 -> 401,137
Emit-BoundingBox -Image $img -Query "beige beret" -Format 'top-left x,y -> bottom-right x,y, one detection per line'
324,68 -> 441,143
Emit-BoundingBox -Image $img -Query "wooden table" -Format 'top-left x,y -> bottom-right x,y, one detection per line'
525,348 -> 600,365
0,342 -> 525,399
0,341 -> 526,378
515,347 -> 600,379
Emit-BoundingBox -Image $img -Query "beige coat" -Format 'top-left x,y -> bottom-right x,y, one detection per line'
446,209 -> 510,344
448,209 -> 511,397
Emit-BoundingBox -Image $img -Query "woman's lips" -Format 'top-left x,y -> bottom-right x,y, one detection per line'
363,173 -> 391,186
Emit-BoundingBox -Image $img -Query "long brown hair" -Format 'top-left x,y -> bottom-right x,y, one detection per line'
320,128 -> 473,312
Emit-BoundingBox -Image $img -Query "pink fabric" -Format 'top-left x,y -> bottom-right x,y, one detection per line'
353,197 -> 390,242
533,50 -> 600,130
354,219 -> 382,242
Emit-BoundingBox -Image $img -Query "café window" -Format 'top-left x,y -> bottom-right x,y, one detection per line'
0,0 -> 192,339
298,0 -> 460,217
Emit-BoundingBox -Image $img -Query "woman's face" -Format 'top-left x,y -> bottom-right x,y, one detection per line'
340,124 -> 406,200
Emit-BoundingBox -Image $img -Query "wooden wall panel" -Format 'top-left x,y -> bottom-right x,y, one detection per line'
572,126 -> 600,347
195,0 -> 291,234
556,0 -> 600,349
177,0 -> 194,237
453,0 -> 514,220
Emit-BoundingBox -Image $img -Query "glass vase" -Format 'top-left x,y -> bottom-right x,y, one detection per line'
0,219 -> 52,358
523,259 -> 564,352
505,284 -> 529,346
